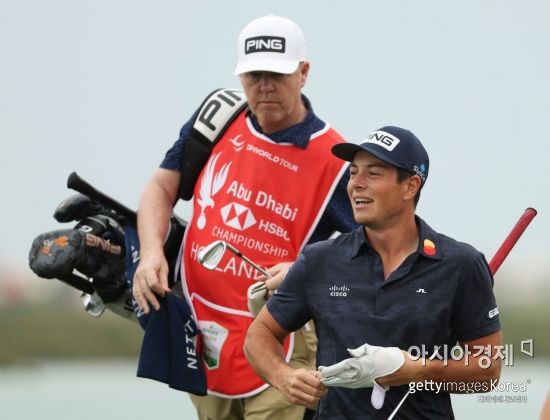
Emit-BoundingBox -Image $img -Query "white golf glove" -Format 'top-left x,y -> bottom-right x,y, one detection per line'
319,343 -> 405,409
247,281 -> 267,316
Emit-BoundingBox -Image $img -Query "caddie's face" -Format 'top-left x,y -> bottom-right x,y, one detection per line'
347,152 -> 411,230
239,62 -> 309,134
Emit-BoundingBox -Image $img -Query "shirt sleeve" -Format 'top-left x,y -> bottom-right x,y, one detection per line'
452,253 -> 501,341
159,109 -> 200,170
266,251 -> 312,332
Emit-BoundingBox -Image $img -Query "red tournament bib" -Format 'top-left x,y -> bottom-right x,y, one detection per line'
181,111 -> 348,397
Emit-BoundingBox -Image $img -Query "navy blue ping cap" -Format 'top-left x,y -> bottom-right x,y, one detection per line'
332,126 -> 430,188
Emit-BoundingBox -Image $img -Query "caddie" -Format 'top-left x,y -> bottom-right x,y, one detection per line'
132,14 -> 357,420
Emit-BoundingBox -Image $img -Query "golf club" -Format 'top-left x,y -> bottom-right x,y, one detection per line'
199,240 -> 280,316
387,207 -> 538,419
67,171 -> 138,225
198,240 -> 271,278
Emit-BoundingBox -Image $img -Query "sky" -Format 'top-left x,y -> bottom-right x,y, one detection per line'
1,0 -> 549,286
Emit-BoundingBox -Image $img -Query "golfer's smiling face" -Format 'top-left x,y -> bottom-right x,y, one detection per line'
347,152 -> 409,229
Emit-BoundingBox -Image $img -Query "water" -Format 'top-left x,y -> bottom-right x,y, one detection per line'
0,360 -> 197,420
0,359 -> 548,419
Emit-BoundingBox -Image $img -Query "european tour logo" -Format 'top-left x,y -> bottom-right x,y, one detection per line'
245,36 -> 286,54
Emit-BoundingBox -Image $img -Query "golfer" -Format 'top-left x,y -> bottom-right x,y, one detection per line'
244,126 -> 502,418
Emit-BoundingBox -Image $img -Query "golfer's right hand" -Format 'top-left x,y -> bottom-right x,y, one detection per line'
277,368 -> 327,409
132,250 -> 170,313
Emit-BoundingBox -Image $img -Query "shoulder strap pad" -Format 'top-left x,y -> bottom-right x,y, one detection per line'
177,88 -> 247,201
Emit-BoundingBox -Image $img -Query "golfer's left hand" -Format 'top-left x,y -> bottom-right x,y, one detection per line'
319,343 -> 405,388
319,343 -> 406,410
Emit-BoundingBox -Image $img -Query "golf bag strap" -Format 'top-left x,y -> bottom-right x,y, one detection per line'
177,88 -> 247,201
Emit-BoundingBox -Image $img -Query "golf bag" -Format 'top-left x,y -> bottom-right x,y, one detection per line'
28,172 -> 186,321
28,89 -> 245,321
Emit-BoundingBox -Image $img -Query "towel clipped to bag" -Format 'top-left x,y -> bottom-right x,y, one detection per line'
136,292 -> 207,395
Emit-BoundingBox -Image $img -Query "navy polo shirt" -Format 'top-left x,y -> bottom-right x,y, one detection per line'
267,216 -> 501,419
159,94 -> 357,240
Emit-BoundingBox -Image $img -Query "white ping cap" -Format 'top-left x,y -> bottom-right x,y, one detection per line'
234,14 -> 306,76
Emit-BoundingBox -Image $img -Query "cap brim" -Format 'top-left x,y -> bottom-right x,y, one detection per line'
234,59 -> 299,75
331,142 -> 409,173
331,143 -> 367,162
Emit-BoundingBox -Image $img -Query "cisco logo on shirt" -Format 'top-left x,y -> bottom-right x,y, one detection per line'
329,285 -> 349,297
245,36 -> 286,54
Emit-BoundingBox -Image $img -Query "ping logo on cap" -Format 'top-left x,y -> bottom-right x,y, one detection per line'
245,36 -> 286,54
365,130 -> 400,151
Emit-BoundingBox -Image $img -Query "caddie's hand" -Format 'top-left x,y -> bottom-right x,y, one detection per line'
277,368 -> 328,409
132,249 -> 170,314
257,261 -> 294,298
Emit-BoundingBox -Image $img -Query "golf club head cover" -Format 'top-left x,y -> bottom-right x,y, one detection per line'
29,229 -> 87,279
319,343 -> 405,409
247,281 -> 267,315
53,193 -> 105,223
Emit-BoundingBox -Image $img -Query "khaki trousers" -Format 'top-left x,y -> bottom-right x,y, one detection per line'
190,323 -> 317,420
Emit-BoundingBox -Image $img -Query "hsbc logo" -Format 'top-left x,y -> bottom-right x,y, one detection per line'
245,36 -> 285,54
366,131 -> 400,151
220,202 -> 256,231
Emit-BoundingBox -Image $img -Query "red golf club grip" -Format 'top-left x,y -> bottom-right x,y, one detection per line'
489,207 -> 537,275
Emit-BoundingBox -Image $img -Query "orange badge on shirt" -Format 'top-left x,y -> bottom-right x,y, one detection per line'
423,239 -> 436,256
